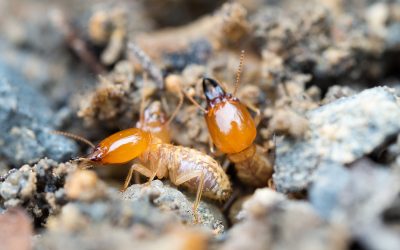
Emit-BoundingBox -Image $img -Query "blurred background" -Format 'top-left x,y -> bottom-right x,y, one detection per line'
0,1 -> 400,249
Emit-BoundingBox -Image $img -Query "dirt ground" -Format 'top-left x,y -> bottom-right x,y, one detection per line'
0,0 -> 400,249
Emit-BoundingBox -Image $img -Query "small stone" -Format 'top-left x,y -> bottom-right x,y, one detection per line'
308,162 -> 350,219
0,159 -> 76,226
310,159 -> 400,250
122,180 -> 227,232
274,87 -> 400,193
221,188 -> 348,250
0,60 -> 78,166
64,170 -> 107,202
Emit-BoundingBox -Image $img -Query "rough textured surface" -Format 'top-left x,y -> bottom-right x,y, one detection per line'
36,177 -> 214,250
0,159 -> 76,226
122,180 -> 226,232
221,188 -> 348,250
0,0 -> 400,249
0,61 -> 78,166
274,87 -> 400,193
309,159 -> 400,250
308,162 -> 350,219
36,223 -> 210,250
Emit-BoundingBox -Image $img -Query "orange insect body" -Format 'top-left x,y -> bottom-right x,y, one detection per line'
82,101 -> 232,204
85,128 -> 231,201
204,78 -> 257,154
202,77 -> 273,187
87,128 -> 151,164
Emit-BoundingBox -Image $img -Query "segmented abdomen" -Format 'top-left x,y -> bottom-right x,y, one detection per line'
153,144 -> 231,201
229,145 -> 273,187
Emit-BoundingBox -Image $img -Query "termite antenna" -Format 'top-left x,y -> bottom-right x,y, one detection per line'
233,50 -> 245,96
128,42 -> 163,89
166,90 -> 183,126
139,72 -> 149,125
52,130 -> 95,149
185,92 -> 207,113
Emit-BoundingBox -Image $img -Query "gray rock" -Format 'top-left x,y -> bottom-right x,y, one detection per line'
274,87 -> 400,193
308,162 -> 350,219
310,160 -> 400,250
34,198 -> 186,250
0,60 -> 77,165
387,23 -> 400,48
221,189 -> 347,250
0,159 -> 77,226
122,180 -> 227,232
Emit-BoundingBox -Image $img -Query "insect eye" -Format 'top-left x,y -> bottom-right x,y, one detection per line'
202,78 -> 226,102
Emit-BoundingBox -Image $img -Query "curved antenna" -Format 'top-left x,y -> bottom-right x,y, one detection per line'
139,72 -> 149,125
165,90 -> 183,126
233,50 -> 245,96
51,130 -> 95,149
128,42 -> 163,89
184,92 -> 207,113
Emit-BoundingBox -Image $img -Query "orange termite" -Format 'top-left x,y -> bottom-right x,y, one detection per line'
86,126 -> 231,199
57,95 -> 231,219
188,51 -> 274,187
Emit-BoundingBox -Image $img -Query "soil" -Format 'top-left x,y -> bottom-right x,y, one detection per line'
0,0 -> 400,249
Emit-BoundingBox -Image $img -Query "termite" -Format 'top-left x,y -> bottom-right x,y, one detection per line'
188,51 -> 274,187
128,43 -> 186,129
56,89 -> 231,220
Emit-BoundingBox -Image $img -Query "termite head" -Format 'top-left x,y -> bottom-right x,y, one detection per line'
136,101 -> 171,144
202,78 -> 232,108
84,128 -> 152,164
53,129 -> 151,165
85,145 -> 106,162
137,101 -> 167,127
202,77 -> 256,154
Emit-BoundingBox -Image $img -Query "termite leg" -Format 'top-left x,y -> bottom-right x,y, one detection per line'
208,135 -> 225,157
222,158 -> 230,172
174,170 -> 205,223
139,73 -> 149,124
208,134 -> 216,154
121,163 -> 152,192
222,189 -> 240,212
134,172 -> 141,184
146,163 -> 161,185
267,178 -> 276,190
193,171 -> 205,223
